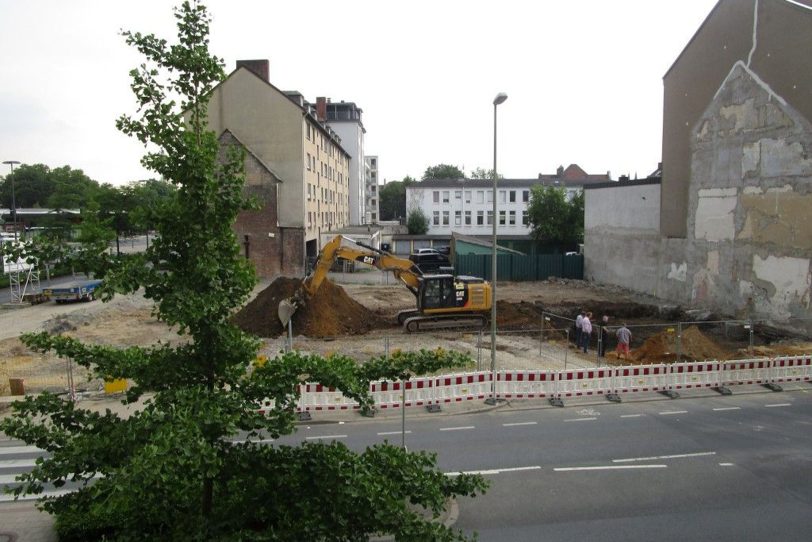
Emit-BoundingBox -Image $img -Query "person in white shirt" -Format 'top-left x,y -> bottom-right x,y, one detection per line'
580,312 -> 593,353
575,310 -> 585,349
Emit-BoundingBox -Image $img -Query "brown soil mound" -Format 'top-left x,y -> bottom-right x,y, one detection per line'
233,277 -> 381,338
496,300 -> 542,329
629,325 -> 732,364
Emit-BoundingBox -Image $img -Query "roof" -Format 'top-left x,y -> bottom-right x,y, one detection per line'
411,178 -> 602,189
451,232 -> 525,255
583,178 -> 661,191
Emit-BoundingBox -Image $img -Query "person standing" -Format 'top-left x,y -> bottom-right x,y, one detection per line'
599,315 -> 610,357
575,309 -> 585,349
616,323 -> 632,360
581,312 -> 593,353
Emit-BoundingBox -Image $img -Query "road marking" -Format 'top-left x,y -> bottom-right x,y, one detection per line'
555,465 -> 667,472
0,459 -> 39,469
231,438 -> 275,444
0,445 -> 43,455
613,451 -> 716,463
439,426 -> 475,432
0,474 -> 23,484
713,407 -> 741,411
0,489 -> 73,503
719,463 -> 735,467
659,410 -> 688,415
378,430 -> 412,436
446,466 -> 541,477
564,417 -> 597,422
305,435 -> 347,441
620,414 -> 643,418
765,403 -> 791,408
502,422 -> 538,427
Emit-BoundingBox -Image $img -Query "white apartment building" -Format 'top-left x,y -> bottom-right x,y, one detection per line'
364,155 -> 380,223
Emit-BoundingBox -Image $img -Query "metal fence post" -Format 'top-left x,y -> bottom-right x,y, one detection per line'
748,320 -> 754,354
564,329 -> 569,370
676,322 -> 683,363
477,329 -> 483,371
540,312 -> 545,356
385,335 -> 390,361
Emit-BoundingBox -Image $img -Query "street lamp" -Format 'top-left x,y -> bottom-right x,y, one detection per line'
486,92 -> 507,406
2,160 -> 20,241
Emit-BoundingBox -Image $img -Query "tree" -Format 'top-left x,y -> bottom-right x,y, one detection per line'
469,167 -> 503,180
527,185 -> 584,243
378,175 -> 414,221
422,163 -> 464,180
0,2 -> 485,540
406,206 -> 430,235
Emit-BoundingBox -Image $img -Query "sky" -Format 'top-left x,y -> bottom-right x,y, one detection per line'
0,0 -> 721,186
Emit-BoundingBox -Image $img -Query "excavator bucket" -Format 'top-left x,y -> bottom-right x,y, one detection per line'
278,297 -> 298,326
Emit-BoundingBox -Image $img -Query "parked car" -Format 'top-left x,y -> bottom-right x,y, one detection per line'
409,252 -> 451,273
415,247 -> 441,255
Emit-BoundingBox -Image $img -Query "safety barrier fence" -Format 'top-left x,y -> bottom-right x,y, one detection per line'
278,355 -> 811,415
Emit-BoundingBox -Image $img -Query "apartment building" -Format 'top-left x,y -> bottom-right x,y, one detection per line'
406,164 -> 610,237
205,59 -> 351,276
364,155 -> 380,223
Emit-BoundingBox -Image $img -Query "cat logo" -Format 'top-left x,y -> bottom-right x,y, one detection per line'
362,256 -> 375,265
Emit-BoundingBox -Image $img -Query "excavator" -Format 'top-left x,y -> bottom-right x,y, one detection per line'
281,235 -> 492,332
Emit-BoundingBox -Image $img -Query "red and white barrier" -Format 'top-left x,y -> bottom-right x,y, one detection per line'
497,370 -> 556,399
434,372 -> 491,404
300,383 -> 359,412
554,367 -> 614,398
670,361 -> 721,390
771,356 -> 812,384
613,364 -> 670,394
719,359 -> 771,386
370,376 -> 435,409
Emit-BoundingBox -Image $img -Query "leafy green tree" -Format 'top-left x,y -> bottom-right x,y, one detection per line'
527,185 -> 584,243
378,175 -> 414,221
0,2 -> 485,541
469,167 -> 503,180
422,163 -> 464,180
406,206 -> 430,235
1,163 -> 53,208
46,166 -> 99,210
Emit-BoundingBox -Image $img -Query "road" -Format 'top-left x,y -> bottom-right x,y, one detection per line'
3,388 -> 811,540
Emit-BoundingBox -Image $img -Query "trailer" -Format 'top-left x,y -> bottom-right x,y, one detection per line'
43,279 -> 103,303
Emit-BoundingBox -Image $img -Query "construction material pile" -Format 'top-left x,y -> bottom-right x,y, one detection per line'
232,277 -> 381,338
630,325 -> 731,363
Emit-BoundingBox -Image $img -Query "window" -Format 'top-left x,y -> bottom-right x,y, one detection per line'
465,191 -> 471,203
455,210 -> 462,225
433,191 -> 440,203
307,153 -> 311,171
433,211 -> 440,225
477,211 -> 484,225
465,210 -> 472,225
442,191 -> 450,203
476,191 -> 484,204
523,190 -> 529,203
499,190 -> 506,203
442,211 -> 450,225
499,210 -> 506,225
509,210 -> 516,225
487,210 -> 493,225
509,190 -> 516,203
487,191 -> 493,203
454,190 -> 462,200
522,210 -> 529,225
306,123 -> 312,141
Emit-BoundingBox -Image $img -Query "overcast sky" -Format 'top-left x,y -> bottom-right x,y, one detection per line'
0,0 -> 721,185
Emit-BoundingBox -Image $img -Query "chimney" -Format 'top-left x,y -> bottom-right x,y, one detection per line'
236,59 -> 269,82
556,165 -> 564,177
316,97 -> 327,121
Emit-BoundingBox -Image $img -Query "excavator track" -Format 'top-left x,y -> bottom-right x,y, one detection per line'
402,314 -> 487,333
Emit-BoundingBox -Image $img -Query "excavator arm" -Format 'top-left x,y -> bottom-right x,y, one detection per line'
303,235 -> 422,296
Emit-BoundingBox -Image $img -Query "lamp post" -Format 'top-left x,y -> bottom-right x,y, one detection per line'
486,93 -> 507,406
2,160 -> 20,241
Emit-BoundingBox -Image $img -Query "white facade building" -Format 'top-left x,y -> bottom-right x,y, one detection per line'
364,155 -> 380,223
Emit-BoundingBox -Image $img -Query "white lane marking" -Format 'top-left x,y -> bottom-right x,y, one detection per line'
502,422 -> 538,427
378,431 -> 412,436
564,417 -> 597,422
765,403 -> 791,408
0,459 -> 39,469
0,446 -> 43,455
659,410 -> 688,415
231,438 -> 275,444
446,466 -> 541,477
0,489 -> 73,503
555,465 -> 667,472
613,451 -> 716,463
439,426 -> 475,432
620,414 -> 643,418
0,474 -> 23,484
305,435 -> 347,440
713,407 -> 741,411
719,463 -> 735,467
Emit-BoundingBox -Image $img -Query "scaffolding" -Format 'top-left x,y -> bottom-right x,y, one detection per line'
4,255 -> 41,304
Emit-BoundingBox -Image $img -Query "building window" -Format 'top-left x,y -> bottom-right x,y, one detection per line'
499,190 -> 506,203
509,210 -> 516,225
487,210 -> 493,225
509,190 -> 516,203
442,191 -> 450,203
442,211 -> 449,225
433,191 -> 440,203
307,153 -> 311,171
433,211 -> 440,225
477,211 -> 484,225
465,210 -> 472,225
499,210 -> 506,225
486,191 -> 493,203
523,190 -> 529,202
465,191 -> 471,203
455,210 -> 462,225
454,190 -> 462,200
476,191 -> 484,204
522,210 -> 529,225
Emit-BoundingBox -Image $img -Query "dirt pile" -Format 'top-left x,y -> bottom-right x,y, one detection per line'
629,325 -> 732,363
232,277 -> 381,338
496,300 -> 543,329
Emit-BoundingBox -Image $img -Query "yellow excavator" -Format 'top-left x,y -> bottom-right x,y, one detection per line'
281,235 -> 492,332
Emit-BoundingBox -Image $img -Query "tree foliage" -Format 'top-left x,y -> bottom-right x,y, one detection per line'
527,185 -> 584,243
0,2 -> 485,540
406,206 -> 430,235
468,167 -> 502,180
378,175 -> 414,221
422,163 -> 464,180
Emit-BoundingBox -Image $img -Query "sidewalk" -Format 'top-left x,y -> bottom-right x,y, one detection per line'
0,501 -> 56,542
